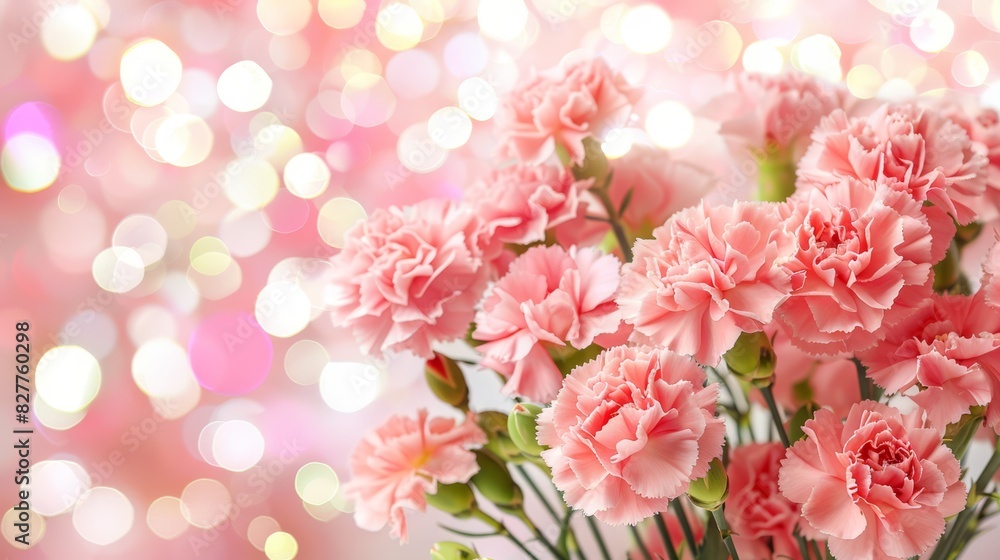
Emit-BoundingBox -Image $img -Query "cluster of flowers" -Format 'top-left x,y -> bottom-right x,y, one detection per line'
329,56 -> 1000,560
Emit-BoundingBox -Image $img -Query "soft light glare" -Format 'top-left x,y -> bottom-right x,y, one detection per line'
952,51 -> 989,87
223,158 -> 280,210
154,114 -> 214,167
376,3 -> 424,51
73,487 -> 134,545
212,420 -> 266,472
457,77 -> 498,121
257,0 -> 312,36
478,0 -> 529,41
846,64 -> 883,99
217,61 -> 273,112
284,153 -> 331,199
265,531 -> 299,560
318,198 -> 367,248
319,362 -> 381,412
792,34 -> 842,82
147,496 -> 188,540
294,463 -> 340,506
25,460 -> 90,516
319,0 -> 366,29
2,133 -> 61,193
645,101 -> 694,149
743,41 -> 784,74
37,346 -> 102,413
41,4 -> 99,61
427,107 -> 473,150
255,281 -> 312,338
132,339 -> 199,400
621,4 -> 673,54
601,128 -> 633,159
92,247 -> 145,293
910,9 -> 954,53
120,39 -> 183,107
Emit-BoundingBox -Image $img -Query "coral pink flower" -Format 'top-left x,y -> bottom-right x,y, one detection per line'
709,71 -> 844,156
766,329 -> 860,419
617,201 -> 799,366
536,345 -> 726,525
327,200 -> 496,358
943,106 -> 1000,222
472,245 -> 622,402
779,402 -> 966,560
796,103 -> 987,224
497,56 -> 640,165
859,292 -> 1000,431
776,177 -> 936,355
344,410 -> 486,542
465,163 -> 590,245
728,443 -> 813,560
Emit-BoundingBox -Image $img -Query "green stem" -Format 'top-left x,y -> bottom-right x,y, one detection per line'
515,510 -> 567,560
516,465 -> 560,523
852,357 -> 872,401
630,524 -> 653,560
586,515 -> 611,560
671,499 -> 700,556
931,442 -> 1000,560
809,539 -> 823,560
712,507 -> 741,560
591,183 -> 633,262
654,514 -> 681,560
760,384 -> 790,447
471,508 -> 540,560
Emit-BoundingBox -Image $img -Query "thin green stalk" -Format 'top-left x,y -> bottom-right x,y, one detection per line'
852,357 -> 872,401
712,507 -> 741,560
514,509 -> 567,560
471,508 -> 541,560
630,524 -> 653,560
654,514 -> 681,560
586,515 -> 611,560
590,181 -> 633,262
670,500 -> 700,556
809,539 -> 823,560
516,464 -> 560,523
931,442 -> 1000,560
760,384 -> 790,447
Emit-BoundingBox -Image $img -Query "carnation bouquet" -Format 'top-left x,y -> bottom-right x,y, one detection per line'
331,54 -> 1000,560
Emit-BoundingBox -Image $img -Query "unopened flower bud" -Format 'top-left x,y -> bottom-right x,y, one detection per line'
426,353 -> 469,409
471,450 -> 523,508
687,458 -> 729,511
478,411 -> 520,462
508,403 -> 546,457
431,542 -> 478,560
723,331 -> 776,387
426,483 -> 476,516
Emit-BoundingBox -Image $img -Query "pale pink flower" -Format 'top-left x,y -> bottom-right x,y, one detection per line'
327,200 -> 496,358
859,292 -> 1000,431
344,410 -> 486,542
465,163 -> 590,245
497,56 -> 640,165
537,345 -> 726,525
779,402 -> 966,560
472,245 -> 622,402
728,443 -> 813,560
776,177 -> 936,355
767,329 -> 860,419
943,106 -> 1000,221
709,71 -> 844,157
796,103 -> 987,224
617,201 -> 799,366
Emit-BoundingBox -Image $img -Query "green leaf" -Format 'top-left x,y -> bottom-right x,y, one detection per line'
618,186 -> 635,217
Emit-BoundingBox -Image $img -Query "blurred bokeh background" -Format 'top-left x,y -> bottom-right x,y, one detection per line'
3,0 -> 1000,558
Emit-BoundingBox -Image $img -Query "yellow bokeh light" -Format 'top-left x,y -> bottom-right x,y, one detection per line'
248,516 -> 281,551
154,113 -> 214,167
146,496 -> 188,540
257,0 -> 312,36
478,0 -> 529,42
621,4 -> 673,55
319,0 -> 366,29
792,34 -> 842,82
37,346 -> 102,414
120,39 -> 183,107
295,463 -> 340,506
217,61 -> 272,113
318,198 -> 367,248
645,101 -> 694,150
601,128 -> 633,159
952,51 -> 989,88
284,153 -> 331,199
265,531 -> 299,560
340,49 -> 382,81
2,133 -> 61,193
427,106 -> 473,150
41,4 -> 99,61
376,3 -> 424,51
743,41 -> 784,75
190,236 -> 233,276
223,158 -> 280,210
180,479 -> 232,529
600,3 -> 628,44
92,247 -> 145,293
846,64 -> 883,99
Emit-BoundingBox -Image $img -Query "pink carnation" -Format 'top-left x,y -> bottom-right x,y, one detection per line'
497,56 -> 640,165
728,442 -> 812,560
776,177 -> 936,355
711,71 -> 843,156
472,245 -> 622,402
859,292 -> 1000,431
767,329 -> 860,419
328,200 -> 495,358
984,237 -> 1000,311
779,402 -> 966,560
537,345 -> 726,525
944,106 -> 1000,221
618,201 -> 799,366
466,163 -> 589,245
796,103 -> 987,224
344,410 -> 486,542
